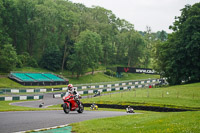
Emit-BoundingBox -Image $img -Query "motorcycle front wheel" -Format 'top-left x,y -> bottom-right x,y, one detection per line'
77,102 -> 84,113
63,103 -> 70,114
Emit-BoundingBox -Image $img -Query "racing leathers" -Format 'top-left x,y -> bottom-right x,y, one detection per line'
67,87 -> 80,105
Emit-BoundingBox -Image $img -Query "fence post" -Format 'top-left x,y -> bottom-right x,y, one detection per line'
162,91 -> 164,98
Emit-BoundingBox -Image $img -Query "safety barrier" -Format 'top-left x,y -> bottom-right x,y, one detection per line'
76,79 -> 159,89
0,95 -> 43,101
1,78 -> 160,94
53,83 -> 157,98
83,103 -> 192,112
1,88 -> 61,94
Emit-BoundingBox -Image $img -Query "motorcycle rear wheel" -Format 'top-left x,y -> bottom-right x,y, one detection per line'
63,103 -> 70,114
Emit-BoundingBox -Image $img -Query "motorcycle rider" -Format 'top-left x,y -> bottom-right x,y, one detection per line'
126,106 -> 134,113
67,84 -> 80,105
91,102 -> 97,110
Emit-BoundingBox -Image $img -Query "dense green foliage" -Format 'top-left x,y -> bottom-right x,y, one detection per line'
40,44 -> 62,71
0,0 -> 166,77
153,3 -> 200,84
68,30 -> 102,78
1,0 -> 199,85
0,44 -> 18,72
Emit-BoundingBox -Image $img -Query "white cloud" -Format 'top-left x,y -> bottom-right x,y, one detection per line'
70,0 -> 200,33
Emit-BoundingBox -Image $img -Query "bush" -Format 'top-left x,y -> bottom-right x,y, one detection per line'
104,70 -> 116,76
17,52 -> 38,68
0,44 -> 18,72
40,44 -> 62,71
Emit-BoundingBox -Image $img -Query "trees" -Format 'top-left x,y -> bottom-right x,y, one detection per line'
40,44 -> 62,71
0,0 -> 154,75
116,28 -> 145,67
126,31 -> 145,67
69,30 -> 102,78
0,0 -> 12,46
90,6 -> 118,66
155,3 -> 200,84
0,44 -> 18,72
142,26 -> 153,68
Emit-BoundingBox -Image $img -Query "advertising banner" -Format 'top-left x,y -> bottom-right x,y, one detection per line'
117,67 -> 156,74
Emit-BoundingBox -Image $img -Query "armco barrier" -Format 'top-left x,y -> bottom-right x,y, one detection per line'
83,103 -> 192,112
1,88 -> 62,94
53,83 -> 156,98
1,78 -> 160,94
0,95 -> 43,101
76,79 -> 159,89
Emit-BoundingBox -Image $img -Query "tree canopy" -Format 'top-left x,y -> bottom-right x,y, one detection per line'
153,3 -> 200,84
0,44 -> 18,72
0,0 -> 172,79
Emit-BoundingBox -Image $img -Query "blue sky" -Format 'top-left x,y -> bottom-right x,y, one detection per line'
70,0 -> 200,33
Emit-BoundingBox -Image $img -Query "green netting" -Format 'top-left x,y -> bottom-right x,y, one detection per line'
31,126 -> 72,133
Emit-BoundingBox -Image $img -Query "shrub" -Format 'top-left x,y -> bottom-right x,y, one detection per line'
104,70 -> 116,76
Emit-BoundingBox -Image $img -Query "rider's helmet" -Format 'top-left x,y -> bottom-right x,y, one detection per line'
68,84 -> 73,91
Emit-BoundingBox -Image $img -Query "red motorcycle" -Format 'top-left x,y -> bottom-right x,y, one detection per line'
62,92 -> 84,114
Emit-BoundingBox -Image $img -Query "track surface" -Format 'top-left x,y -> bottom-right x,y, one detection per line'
11,93 -> 63,108
1,93 -> 137,133
0,110 -> 136,133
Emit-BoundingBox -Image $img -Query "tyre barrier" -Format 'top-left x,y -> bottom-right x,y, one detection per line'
83,103 -> 192,112
0,95 -> 44,101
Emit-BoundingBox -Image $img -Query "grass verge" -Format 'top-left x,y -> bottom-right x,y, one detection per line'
71,111 -> 200,133
81,83 -> 200,110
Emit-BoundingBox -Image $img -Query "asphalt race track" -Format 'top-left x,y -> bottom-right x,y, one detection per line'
1,93 -> 138,133
11,93 -> 64,108
0,110 -> 137,133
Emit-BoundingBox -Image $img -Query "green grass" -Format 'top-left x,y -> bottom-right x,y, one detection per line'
82,83 -> 200,110
0,78 -> 25,88
62,72 -> 159,84
14,67 -> 52,73
71,111 -> 200,133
